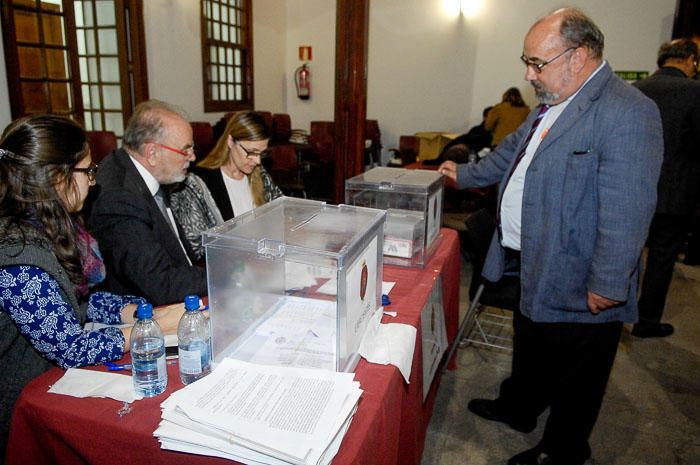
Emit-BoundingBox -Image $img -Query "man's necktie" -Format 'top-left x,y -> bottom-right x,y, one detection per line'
497,104 -> 550,242
154,187 -> 177,235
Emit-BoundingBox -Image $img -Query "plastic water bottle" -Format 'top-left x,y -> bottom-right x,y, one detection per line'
177,295 -> 211,385
130,303 -> 167,397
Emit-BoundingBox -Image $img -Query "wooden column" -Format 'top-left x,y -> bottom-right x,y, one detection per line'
333,0 -> 370,204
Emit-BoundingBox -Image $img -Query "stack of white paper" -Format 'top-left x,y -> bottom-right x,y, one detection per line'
154,358 -> 362,465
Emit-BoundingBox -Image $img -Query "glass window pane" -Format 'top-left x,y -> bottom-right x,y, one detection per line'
212,3 -> 220,21
76,29 -> 86,54
84,110 -> 93,130
211,83 -> 218,99
100,57 -> 119,81
88,58 -> 99,80
85,30 -> 96,54
74,2 -> 85,27
232,26 -> 238,44
98,29 -> 118,54
219,84 -> 226,100
105,112 -> 123,134
219,65 -> 226,83
227,66 -> 232,82
49,82 -> 71,112
90,85 -> 101,107
17,46 -> 43,79
209,46 -> 217,63
102,85 -> 122,109
82,2 -> 94,27
79,57 -> 89,81
229,84 -> 235,100
234,49 -> 240,66
221,5 -> 228,22
92,112 -> 102,130
222,24 -> 228,42
42,14 -> 66,46
95,1 -> 116,26
227,48 -> 233,64
46,48 -> 68,79
22,81 -> 49,113
218,47 -> 225,63
14,11 -> 40,43
211,65 -> 218,81
235,66 -> 241,83
213,22 -> 220,41
82,84 -> 91,107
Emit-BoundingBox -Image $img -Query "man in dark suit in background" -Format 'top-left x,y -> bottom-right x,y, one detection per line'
633,39 -> 700,338
89,100 -> 208,306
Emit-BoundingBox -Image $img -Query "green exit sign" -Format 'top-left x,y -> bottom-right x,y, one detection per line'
615,70 -> 649,82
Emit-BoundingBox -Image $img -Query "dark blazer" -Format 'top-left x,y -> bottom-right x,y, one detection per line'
456,62 -> 663,323
634,67 -> 700,216
192,165 -> 283,221
88,148 -> 207,306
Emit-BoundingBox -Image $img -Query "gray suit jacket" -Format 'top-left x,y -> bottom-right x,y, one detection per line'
634,67 -> 700,216
457,62 -> 663,323
88,148 -> 207,306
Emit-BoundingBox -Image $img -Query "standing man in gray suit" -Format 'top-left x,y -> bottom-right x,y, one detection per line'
632,39 -> 700,338
89,100 -> 208,306
440,8 -> 662,465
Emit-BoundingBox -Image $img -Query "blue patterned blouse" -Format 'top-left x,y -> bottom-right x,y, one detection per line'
0,265 -> 146,368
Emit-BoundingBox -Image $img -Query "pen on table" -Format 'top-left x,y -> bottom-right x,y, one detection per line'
105,360 -> 176,371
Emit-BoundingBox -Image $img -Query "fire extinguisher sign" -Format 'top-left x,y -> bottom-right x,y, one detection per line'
298,46 -> 312,61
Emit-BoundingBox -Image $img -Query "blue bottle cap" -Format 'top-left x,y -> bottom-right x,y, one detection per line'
136,303 -> 153,319
184,295 -> 200,311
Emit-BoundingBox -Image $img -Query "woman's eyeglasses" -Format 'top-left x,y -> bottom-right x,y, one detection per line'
237,141 -> 271,159
74,163 -> 99,184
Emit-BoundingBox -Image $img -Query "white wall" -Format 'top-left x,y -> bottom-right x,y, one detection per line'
284,0 -> 337,131
366,0 -> 677,163
143,0 -> 286,124
0,21 -> 11,129
0,0 -> 680,144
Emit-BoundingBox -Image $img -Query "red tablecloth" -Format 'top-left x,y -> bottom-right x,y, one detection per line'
6,229 -> 460,465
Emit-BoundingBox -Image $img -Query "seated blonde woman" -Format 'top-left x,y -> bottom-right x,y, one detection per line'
192,111 -> 282,221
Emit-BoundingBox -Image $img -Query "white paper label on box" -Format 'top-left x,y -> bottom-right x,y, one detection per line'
383,236 -> 413,258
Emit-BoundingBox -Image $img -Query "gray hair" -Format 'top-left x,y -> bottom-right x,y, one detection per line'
122,99 -> 188,153
557,8 -> 604,59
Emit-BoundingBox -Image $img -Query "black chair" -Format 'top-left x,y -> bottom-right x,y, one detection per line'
444,209 -> 520,366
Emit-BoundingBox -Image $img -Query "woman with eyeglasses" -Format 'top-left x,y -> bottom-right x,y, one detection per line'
0,115 -> 184,457
191,111 -> 282,221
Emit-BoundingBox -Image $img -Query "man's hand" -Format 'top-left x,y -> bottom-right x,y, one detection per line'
438,160 -> 457,182
587,291 -> 621,314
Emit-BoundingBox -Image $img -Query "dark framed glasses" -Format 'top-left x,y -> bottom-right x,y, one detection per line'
520,47 -> 577,73
237,141 -> 271,159
73,162 -> 99,183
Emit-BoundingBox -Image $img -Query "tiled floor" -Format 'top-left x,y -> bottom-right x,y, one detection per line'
422,227 -> 700,465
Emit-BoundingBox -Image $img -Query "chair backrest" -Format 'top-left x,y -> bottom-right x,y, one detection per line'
271,113 -> 292,144
190,122 -> 214,161
399,135 -> 419,165
254,111 -> 273,133
87,130 -> 118,164
269,144 -> 297,172
365,119 -> 380,143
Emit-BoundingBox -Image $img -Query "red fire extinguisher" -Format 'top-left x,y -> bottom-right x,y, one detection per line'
295,64 -> 311,100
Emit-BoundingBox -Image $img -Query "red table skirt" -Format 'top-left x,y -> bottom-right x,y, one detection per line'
6,229 -> 460,465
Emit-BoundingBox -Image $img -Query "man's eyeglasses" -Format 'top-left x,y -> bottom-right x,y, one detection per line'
149,141 -> 195,158
520,46 -> 577,73
74,163 -> 99,184
237,141 -> 271,159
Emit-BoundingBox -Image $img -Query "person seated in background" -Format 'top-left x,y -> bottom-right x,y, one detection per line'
485,87 -> 531,146
88,100 -> 208,306
426,106 -> 494,166
192,111 -> 283,221
0,115 -> 185,458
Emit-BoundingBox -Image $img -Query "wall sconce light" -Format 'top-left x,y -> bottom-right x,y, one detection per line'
460,0 -> 484,17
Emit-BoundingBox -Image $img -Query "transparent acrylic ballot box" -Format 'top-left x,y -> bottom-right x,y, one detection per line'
345,167 -> 444,267
203,197 -> 385,373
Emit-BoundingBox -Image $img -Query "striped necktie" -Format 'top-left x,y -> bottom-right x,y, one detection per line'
497,104 -> 550,242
